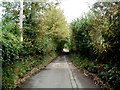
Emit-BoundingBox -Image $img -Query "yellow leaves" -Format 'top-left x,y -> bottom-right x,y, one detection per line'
34,5 -> 71,42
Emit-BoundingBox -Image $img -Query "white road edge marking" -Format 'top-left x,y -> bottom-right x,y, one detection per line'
64,56 -> 78,89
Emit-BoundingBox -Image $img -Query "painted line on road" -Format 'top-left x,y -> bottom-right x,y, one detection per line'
64,56 -> 78,89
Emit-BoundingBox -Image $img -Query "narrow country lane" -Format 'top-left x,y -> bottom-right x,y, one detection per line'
17,55 -> 100,89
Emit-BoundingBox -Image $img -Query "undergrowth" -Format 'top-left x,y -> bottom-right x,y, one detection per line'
2,52 -> 57,90
69,53 -> 120,89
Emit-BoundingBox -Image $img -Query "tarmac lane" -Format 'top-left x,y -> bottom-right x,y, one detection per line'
18,55 -> 100,89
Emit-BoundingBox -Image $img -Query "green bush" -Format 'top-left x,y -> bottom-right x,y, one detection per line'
69,2 -> 120,89
2,29 -> 23,64
2,1 -> 70,89
70,53 -> 120,89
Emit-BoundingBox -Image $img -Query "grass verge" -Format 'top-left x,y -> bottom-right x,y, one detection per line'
2,51 -> 57,90
69,53 -> 120,90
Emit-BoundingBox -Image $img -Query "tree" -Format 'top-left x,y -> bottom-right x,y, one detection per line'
35,5 -> 70,54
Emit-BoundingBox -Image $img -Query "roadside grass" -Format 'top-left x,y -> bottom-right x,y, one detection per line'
69,53 -> 120,89
69,53 -> 97,73
2,51 -> 57,90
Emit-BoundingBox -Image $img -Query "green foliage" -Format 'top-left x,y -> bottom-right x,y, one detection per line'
70,16 -> 94,57
2,23 -> 22,64
34,5 -> 70,54
69,2 -> 120,89
2,1 -> 69,63
2,52 -> 57,89
2,1 -> 70,89
70,53 -> 120,89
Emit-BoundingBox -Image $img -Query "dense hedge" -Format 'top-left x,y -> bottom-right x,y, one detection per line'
69,2 -> 120,89
1,1 -> 70,89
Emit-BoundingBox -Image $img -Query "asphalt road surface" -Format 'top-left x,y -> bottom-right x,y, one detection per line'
18,55 -> 100,89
